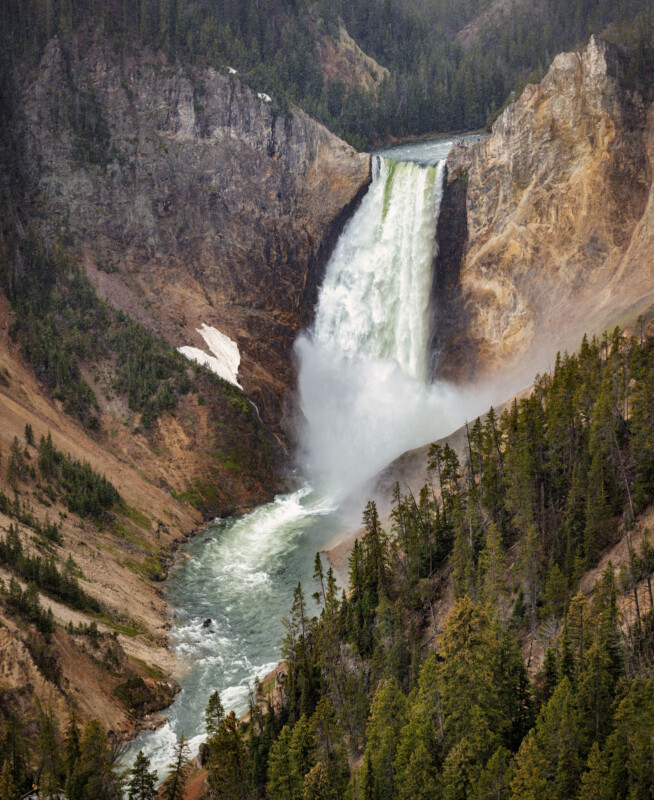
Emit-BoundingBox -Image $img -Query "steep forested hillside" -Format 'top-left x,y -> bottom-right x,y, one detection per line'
3,0 -> 653,148
3,322 -> 653,797
189,327 -> 654,800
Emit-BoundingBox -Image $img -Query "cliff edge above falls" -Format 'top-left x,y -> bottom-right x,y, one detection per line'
437,36 -> 654,382
15,33 -> 371,436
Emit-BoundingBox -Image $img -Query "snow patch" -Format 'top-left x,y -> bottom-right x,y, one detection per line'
178,324 -> 242,388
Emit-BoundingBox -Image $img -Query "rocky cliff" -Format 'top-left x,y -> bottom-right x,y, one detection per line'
437,36 -> 654,382
15,33 -> 370,435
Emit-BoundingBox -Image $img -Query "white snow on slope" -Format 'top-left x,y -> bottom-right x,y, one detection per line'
179,324 -> 242,388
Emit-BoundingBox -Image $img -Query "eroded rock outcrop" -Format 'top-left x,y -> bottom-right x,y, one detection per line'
17,35 -> 370,434
437,36 -> 654,382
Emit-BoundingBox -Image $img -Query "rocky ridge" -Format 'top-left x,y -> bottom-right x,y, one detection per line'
1,31 -> 370,736
437,36 -> 654,382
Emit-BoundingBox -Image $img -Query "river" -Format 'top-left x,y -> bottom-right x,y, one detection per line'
125,133 -> 486,780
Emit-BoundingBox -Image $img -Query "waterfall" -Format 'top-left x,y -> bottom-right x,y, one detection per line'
297,152 -> 473,505
312,157 -> 445,382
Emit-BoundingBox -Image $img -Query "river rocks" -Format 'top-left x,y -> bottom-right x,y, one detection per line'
437,36 -> 654,382
17,34 -> 370,437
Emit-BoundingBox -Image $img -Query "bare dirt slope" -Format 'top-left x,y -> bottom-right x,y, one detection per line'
0,297 -> 200,735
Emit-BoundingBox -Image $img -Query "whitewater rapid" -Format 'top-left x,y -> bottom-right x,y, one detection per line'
125,135 -> 490,780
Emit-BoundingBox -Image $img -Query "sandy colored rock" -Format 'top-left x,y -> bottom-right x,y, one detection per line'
437,37 -> 654,383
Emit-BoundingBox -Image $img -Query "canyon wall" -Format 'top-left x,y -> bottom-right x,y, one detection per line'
16,33 -> 370,435
437,36 -> 654,382
0,31 -> 370,734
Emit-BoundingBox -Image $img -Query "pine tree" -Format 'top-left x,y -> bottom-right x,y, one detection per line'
364,678 -> 407,800
302,761 -> 338,800
78,719 -> 122,800
313,552 -> 326,607
394,714 -> 438,800
603,677 -> 654,800
267,725 -> 300,800
530,678 -> 583,798
290,716 -> 315,787
441,737 -> 476,800
476,746 -> 515,800
206,711 -> 249,800
160,735 -> 190,800
63,708 -> 81,775
437,598 -> 505,746
36,703 -> 64,799
577,742 -> 609,800
0,761 -> 18,800
540,560 -> 567,621
509,734 -> 553,800
127,750 -> 157,800
205,691 -> 224,739
479,521 -> 507,613
361,501 -> 388,598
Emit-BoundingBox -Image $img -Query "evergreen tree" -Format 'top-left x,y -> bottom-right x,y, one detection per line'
127,750 -> 157,800
160,735 -> 190,800
78,719 -> 122,800
267,725 -> 300,800
479,521 -> 508,613
0,761 -> 18,800
363,678 -> 407,800
205,690 -> 224,739
437,598 -> 506,746
206,711 -> 249,800
577,741 -> 609,800
36,703 -> 63,799
510,733 -> 553,800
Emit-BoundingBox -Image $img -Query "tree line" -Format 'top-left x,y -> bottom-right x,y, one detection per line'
188,325 -> 654,800
2,0 -> 653,150
0,329 -> 652,796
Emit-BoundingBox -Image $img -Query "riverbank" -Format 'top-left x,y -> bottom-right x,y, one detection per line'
0,304 -> 288,740
371,128 -> 487,150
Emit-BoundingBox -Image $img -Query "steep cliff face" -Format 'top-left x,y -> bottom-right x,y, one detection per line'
16,34 -> 370,434
315,23 -> 390,92
437,37 -> 654,381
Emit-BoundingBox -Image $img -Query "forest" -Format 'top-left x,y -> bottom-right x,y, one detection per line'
2,0 -> 654,148
2,326 -> 653,798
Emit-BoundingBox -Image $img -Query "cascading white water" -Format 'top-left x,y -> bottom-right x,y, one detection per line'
312,157 -> 444,382
296,151 -> 486,505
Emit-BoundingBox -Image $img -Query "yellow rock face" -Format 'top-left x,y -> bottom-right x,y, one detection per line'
441,37 -> 654,382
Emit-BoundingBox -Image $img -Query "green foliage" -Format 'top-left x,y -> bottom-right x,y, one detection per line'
0,522 -> 100,612
113,676 -> 152,713
38,432 -> 121,519
4,0 -> 654,150
1,235 -> 202,429
1,575 -> 55,636
208,330 -> 653,800
127,750 -> 157,800
160,735 -> 190,800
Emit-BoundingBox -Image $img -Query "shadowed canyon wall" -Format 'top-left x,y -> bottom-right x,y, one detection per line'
14,34 -> 371,436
